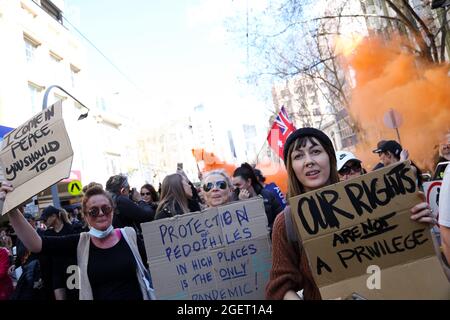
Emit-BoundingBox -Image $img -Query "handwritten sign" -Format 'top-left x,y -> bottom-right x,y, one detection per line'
0,102 -> 73,215
141,198 -> 272,300
290,161 -> 450,299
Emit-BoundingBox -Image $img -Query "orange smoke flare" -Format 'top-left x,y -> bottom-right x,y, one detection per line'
345,36 -> 450,171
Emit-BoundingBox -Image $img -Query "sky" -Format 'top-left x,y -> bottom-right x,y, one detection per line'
64,0 -> 272,131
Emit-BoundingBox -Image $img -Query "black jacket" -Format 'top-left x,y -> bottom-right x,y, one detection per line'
137,200 -> 157,221
231,189 -> 283,230
155,202 -> 185,220
112,195 -> 154,232
259,189 -> 283,229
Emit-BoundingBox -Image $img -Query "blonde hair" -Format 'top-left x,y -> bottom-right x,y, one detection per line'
201,170 -> 232,189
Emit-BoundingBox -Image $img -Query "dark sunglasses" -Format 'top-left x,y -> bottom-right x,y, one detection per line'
339,162 -> 362,175
141,192 -> 151,196
88,205 -> 113,218
203,180 -> 227,192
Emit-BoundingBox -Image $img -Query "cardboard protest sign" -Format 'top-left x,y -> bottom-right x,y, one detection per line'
0,102 -> 73,215
290,161 -> 450,299
141,198 -> 272,300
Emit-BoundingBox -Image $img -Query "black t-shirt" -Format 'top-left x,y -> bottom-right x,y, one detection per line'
41,223 -> 78,297
41,233 -> 143,300
88,237 -> 142,300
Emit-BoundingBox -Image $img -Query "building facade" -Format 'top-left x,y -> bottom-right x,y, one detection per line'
0,0 -> 149,194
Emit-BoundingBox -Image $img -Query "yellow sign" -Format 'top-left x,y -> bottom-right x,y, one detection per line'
68,180 -> 82,196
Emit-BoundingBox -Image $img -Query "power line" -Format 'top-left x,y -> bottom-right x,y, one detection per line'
61,16 -> 144,93
30,0 -> 144,93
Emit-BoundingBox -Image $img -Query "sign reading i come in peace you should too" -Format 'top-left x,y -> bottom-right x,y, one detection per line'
0,102 -> 73,215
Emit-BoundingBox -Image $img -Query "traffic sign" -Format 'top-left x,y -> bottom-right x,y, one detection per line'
68,180 -> 82,196
383,108 -> 403,129
424,181 -> 442,215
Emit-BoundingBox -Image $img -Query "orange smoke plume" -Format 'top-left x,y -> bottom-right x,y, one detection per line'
255,162 -> 288,195
192,148 -> 288,194
192,148 -> 236,177
345,36 -> 450,171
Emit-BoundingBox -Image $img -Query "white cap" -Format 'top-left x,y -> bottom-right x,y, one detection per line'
336,151 -> 361,171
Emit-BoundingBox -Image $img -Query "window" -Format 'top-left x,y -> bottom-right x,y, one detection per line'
41,0 -> 63,24
24,35 -> 39,63
96,97 -> 107,112
105,153 -> 120,176
70,65 -> 80,88
49,51 -> 62,78
28,83 -> 42,114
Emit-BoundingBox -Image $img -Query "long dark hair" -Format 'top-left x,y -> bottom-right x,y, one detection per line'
233,163 -> 263,194
141,183 -> 159,202
285,136 -> 339,199
156,174 -> 190,216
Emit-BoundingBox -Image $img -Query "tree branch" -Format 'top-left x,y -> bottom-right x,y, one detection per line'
384,0 -> 433,62
401,0 -> 439,62
440,8 -> 448,63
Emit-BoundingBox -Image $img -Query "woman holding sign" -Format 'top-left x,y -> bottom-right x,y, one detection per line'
265,127 -> 437,300
0,183 -> 154,300
201,170 -> 233,208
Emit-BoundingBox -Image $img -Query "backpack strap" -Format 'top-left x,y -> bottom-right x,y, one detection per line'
284,206 -> 298,244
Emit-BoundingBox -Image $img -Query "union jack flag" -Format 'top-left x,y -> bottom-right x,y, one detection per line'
267,106 -> 296,160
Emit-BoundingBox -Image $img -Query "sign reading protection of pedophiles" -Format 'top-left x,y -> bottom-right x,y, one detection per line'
141,198 -> 272,300
290,160 -> 450,299
0,102 -> 73,215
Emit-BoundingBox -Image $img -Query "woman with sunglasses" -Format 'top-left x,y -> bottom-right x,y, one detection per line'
266,127 -> 437,300
137,183 -> 159,221
0,183 -> 153,300
201,170 -> 233,208
336,151 -> 365,181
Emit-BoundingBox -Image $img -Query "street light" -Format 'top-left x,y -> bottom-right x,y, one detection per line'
42,85 -> 90,208
42,85 -> 90,120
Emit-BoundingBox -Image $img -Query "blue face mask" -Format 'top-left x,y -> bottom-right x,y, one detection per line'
88,225 -> 114,239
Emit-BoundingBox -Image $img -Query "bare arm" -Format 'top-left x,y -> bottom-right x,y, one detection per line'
441,226 -> 450,264
1,183 -> 42,253
283,290 -> 301,300
8,209 -> 42,253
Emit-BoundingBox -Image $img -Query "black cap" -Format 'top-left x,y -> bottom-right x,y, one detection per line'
40,205 -> 60,221
283,127 -> 335,165
372,140 -> 402,158
372,140 -> 386,153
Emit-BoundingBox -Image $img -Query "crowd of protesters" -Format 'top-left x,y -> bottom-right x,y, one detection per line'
0,128 -> 448,300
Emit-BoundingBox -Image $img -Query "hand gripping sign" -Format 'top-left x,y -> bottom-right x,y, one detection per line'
141,198 -> 272,300
0,102 -> 73,215
289,161 -> 450,299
